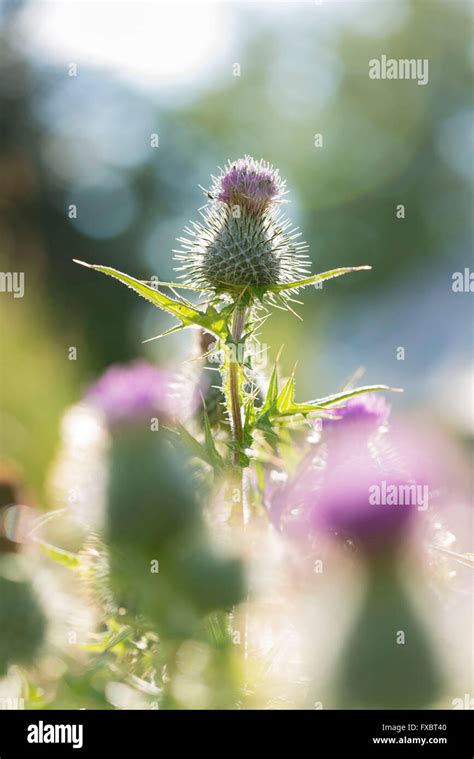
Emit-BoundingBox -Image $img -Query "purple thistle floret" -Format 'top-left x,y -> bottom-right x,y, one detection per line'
87,360 -> 174,428
214,156 -> 284,215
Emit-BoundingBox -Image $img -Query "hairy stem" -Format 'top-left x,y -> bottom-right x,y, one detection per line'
229,306 -> 247,465
228,306 -> 250,685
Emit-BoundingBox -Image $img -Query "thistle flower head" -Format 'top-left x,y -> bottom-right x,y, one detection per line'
211,156 -> 285,215
309,451 -> 415,554
87,360 -> 174,428
174,156 -> 310,296
268,403 -> 436,555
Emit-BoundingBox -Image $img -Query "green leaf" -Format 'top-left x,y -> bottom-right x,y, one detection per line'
309,384 -> 403,408
202,407 -> 225,470
259,362 -> 279,416
270,266 -> 372,293
273,383 -> 402,419
101,627 -> 132,653
256,377 -> 402,428
74,261 -> 229,340
142,324 -> 187,343
255,411 -> 280,449
225,439 -> 251,468
276,370 -> 296,413
176,423 -> 223,471
38,540 -> 80,569
243,396 -> 255,436
256,366 -> 318,421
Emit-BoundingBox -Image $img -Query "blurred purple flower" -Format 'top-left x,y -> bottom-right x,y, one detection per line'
308,448 -> 418,554
323,393 -> 391,435
267,396 -> 439,555
86,360 -> 175,428
213,156 -> 284,215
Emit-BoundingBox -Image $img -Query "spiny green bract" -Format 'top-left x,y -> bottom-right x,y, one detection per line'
174,156 -> 310,295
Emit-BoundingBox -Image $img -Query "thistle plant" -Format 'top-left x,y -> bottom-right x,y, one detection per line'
267,395 -> 442,708
75,156 -> 397,514
87,361 -> 245,636
1,157 -> 449,709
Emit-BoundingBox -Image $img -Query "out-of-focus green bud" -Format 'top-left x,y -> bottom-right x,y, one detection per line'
92,359 -> 247,638
175,156 -> 310,296
108,544 -> 199,639
109,535 -> 246,639
0,558 -> 47,676
107,430 -> 200,552
106,430 -> 203,638
106,430 -> 246,638
176,545 -> 246,615
336,557 -> 441,709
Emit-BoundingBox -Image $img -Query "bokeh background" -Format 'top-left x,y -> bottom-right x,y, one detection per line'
0,0 -> 472,709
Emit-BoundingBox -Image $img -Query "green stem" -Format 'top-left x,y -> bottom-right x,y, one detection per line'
229,306 -> 247,466
228,305 -> 250,689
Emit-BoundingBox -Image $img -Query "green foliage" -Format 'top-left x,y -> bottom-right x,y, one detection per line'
74,258 -> 400,469
269,265 -> 372,293
251,360 -> 401,442
73,261 -> 231,341
73,176 -> 405,708
0,559 -> 47,676
175,422 -> 225,472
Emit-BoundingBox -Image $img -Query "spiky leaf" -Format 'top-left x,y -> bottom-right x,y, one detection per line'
308,384 -> 403,408
74,261 -> 230,340
270,266 -> 372,293
175,423 -> 224,471
256,377 -> 402,427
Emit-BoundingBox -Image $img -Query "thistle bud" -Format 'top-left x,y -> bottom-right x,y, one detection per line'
87,361 -> 200,545
86,360 -> 176,429
0,558 -> 47,676
88,361 -> 245,637
174,156 -> 310,295
107,429 -> 199,551
174,544 -> 246,615
336,557 -> 441,708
